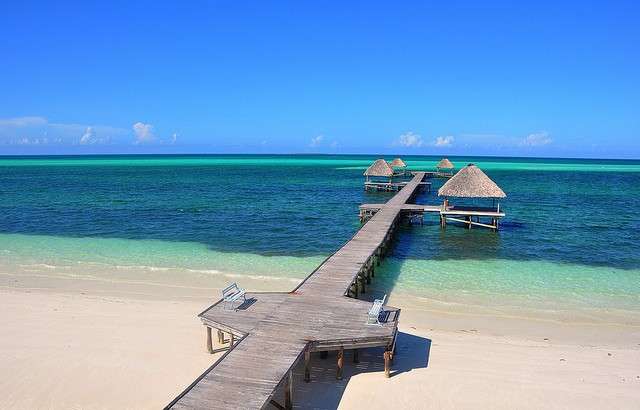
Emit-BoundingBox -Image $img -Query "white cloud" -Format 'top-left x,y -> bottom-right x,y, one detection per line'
78,126 -> 111,145
132,122 -> 154,144
170,133 -> 177,144
397,131 -> 424,147
0,116 -> 48,128
434,135 -> 454,147
0,116 -> 129,146
79,127 -> 95,144
309,135 -> 323,147
14,137 -> 48,145
521,131 -> 552,147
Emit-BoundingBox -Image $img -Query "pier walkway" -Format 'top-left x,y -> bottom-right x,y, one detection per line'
166,173 -> 426,410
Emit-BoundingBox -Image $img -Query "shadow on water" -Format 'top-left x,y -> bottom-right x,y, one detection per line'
269,332 -> 431,409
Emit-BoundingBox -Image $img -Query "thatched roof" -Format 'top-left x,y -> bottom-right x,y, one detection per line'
438,164 -> 506,198
364,159 -> 394,177
436,158 -> 454,169
389,158 -> 407,168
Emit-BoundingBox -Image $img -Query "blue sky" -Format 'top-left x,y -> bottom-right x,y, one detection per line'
1,1 -> 639,158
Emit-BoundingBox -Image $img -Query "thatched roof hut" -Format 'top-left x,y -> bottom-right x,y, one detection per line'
436,158 -> 454,169
438,164 -> 506,198
389,158 -> 407,168
363,159 -> 394,177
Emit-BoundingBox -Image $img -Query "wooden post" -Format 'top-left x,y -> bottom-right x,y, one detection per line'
384,350 -> 391,378
304,350 -> 311,382
354,280 -> 358,298
285,370 -> 293,410
230,332 -> 235,347
206,327 -> 214,354
217,329 -> 223,344
353,348 -> 359,364
336,347 -> 344,380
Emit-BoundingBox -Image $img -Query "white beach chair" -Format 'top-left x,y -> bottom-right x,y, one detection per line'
366,294 -> 387,325
222,282 -> 246,310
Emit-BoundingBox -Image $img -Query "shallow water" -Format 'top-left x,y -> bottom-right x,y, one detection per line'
1,154 -> 639,323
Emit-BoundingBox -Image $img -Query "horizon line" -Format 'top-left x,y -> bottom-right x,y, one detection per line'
0,151 -> 639,161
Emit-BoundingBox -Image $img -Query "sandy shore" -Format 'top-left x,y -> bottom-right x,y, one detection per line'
1,273 -> 639,409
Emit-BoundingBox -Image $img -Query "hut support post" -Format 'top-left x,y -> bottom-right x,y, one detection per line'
353,348 -> 360,364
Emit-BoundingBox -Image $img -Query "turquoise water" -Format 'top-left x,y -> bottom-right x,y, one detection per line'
1,155 -> 639,321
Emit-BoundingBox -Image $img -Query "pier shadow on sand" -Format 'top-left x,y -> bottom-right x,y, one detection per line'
270,332 -> 431,409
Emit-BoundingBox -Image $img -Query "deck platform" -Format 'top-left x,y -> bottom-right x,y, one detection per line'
166,173 -> 426,410
364,180 -> 431,192
358,203 -> 505,230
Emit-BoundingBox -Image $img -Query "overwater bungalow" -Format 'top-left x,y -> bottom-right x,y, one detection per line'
437,163 -> 506,230
436,158 -> 455,177
363,159 -> 395,191
364,159 -> 429,192
388,157 -> 411,177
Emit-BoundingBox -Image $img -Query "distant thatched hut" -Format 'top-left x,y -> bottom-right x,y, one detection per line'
363,159 -> 394,182
389,158 -> 407,168
436,158 -> 455,176
437,164 -> 506,230
389,157 -> 410,177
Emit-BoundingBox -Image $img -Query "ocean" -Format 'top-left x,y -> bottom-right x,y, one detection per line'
1,155 -> 639,324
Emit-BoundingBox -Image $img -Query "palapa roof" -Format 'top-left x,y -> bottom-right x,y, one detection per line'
389,158 -> 407,168
438,164 -> 506,198
363,159 -> 394,177
436,158 -> 454,169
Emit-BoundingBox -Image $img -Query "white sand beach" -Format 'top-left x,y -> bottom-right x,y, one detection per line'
1,271 -> 639,410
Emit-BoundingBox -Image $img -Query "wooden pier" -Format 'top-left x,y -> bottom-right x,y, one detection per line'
166,173 -> 427,410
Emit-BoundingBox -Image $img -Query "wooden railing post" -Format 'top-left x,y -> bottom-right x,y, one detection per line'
206,327 -> 213,354
336,347 -> 344,380
384,350 -> 391,378
304,350 -> 311,382
285,370 -> 293,410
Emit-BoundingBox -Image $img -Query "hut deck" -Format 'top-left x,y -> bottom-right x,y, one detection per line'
364,180 -> 430,192
358,203 -> 505,226
441,205 -> 505,217
359,203 -> 442,213
167,173 -> 427,410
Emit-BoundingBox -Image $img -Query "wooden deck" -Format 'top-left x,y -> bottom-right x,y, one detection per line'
166,173 -> 427,410
359,202 -> 505,230
364,180 -> 431,192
